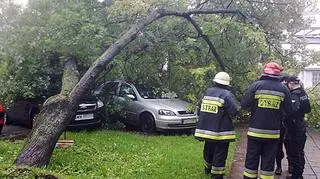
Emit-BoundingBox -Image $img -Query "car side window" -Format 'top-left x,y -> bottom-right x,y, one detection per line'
119,84 -> 136,98
102,82 -> 119,96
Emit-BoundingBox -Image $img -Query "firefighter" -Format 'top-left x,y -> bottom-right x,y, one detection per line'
0,103 -> 5,134
195,71 -> 240,179
241,62 -> 293,179
285,76 -> 311,179
275,74 -> 292,175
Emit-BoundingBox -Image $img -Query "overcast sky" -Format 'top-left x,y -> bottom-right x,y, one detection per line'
11,0 -> 320,27
12,0 -> 27,6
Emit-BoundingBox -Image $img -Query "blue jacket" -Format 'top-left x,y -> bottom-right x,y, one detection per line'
286,87 -> 311,133
241,75 -> 292,140
195,85 -> 240,142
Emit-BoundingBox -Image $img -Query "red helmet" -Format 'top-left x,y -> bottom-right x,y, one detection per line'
263,62 -> 283,76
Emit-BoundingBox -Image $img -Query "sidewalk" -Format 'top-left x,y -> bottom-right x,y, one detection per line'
230,124 -> 320,178
229,123 -> 248,179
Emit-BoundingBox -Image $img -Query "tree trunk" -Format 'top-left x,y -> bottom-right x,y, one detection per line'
15,8 -> 241,167
15,57 -> 79,166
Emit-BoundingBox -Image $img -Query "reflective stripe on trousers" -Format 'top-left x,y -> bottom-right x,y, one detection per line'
260,170 -> 274,179
211,166 -> 224,175
195,129 -> 236,140
243,168 -> 258,178
247,127 -> 280,139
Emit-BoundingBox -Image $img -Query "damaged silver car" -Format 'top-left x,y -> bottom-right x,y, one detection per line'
97,81 -> 198,133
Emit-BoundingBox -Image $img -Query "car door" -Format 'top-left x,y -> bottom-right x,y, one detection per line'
118,83 -> 140,125
98,81 -> 120,121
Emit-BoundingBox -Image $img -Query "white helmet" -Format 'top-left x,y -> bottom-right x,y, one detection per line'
213,72 -> 231,86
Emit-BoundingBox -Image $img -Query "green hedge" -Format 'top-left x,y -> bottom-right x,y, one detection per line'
306,85 -> 320,128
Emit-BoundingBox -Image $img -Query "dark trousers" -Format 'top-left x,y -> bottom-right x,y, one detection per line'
203,141 -> 229,179
276,124 -> 292,168
244,138 -> 278,179
0,118 -> 3,134
290,130 -> 307,178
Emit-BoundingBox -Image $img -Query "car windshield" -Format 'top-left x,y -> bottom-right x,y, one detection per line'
136,86 -> 178,99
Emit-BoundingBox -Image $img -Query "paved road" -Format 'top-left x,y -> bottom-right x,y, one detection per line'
230,124 -> 320,179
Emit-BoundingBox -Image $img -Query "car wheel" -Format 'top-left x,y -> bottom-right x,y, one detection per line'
140,113 -> 156,134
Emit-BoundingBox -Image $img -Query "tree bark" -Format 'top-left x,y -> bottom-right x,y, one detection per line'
15,57 -> 80,166
184,15 -> 226,71
15,8 -> 241,167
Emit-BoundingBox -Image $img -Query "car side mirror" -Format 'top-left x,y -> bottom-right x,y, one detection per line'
126,94 -> 136,100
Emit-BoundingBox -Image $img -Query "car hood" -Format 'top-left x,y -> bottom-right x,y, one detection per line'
142,99 -> 189,112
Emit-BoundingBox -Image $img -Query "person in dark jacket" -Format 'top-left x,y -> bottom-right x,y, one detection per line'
285,76 -> 311,179
275,74 -> 293,175
241,62 -> 293,179
195,71 -> 240,179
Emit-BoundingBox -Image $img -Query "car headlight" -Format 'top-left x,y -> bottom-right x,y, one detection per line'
97,100 -> 104,108
159,109 -> 176,116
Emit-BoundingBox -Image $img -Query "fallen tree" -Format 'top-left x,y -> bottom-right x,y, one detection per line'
15,8 -> 242,167
15,57 -> 80,166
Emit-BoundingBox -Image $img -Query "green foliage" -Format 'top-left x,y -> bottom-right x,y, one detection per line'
306,85 -> 320,127
0,0 -> 113,103
106,15 -> 267,108
108,0 -> 189,17
0,130 -> 237,178
0,0 -> 315,108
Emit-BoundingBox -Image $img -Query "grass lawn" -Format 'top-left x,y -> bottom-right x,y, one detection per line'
0,129 -> 237,178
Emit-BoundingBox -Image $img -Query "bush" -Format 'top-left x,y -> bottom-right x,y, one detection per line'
306,85 -> 320,128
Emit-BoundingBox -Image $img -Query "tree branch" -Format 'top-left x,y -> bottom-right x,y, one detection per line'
159,9 -> 246,19
226,0 -> 234,9
195,0 -> 210,9
247,0 -> 289,6
184,15 -> 226,71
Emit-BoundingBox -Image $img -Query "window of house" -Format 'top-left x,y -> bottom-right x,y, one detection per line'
312,71 -> 320,87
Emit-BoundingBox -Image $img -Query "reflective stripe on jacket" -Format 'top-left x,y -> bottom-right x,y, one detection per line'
241,75 -> 292,140
195,85 -> 240,142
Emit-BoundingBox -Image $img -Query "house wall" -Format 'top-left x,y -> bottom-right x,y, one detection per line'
299,68 -> 320,88
299,70 -> 313,88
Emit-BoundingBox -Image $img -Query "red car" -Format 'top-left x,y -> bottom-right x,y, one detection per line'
0,103 -> 5,134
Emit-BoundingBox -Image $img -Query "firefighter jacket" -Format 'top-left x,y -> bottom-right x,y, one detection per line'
286,87 -> 311,133
241,75 -> 293,140
195,85 -> 240,142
